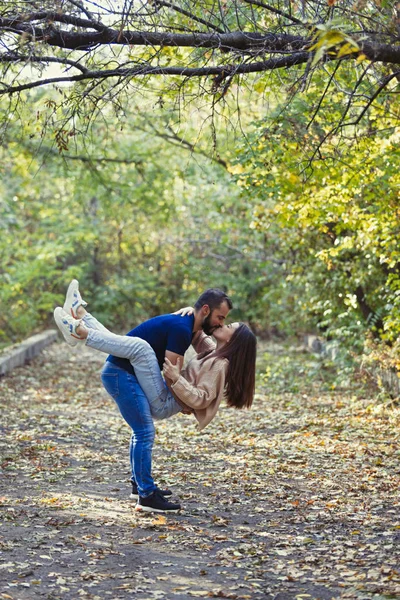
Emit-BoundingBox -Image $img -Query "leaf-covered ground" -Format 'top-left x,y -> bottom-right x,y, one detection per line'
1,342 -> 399,600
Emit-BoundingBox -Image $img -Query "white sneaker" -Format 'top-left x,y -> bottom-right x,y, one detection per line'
54,307 -> 85,347
63,279 -> 87,318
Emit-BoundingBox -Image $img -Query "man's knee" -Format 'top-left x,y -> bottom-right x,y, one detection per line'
133,423 -> 155,444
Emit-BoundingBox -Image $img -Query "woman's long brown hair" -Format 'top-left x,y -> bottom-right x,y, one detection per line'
201,324 -> 257,409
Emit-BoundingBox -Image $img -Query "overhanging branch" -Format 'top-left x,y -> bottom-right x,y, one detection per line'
0,53 -> 311,96
0,15 -> 307,52
0,53 -> 89,73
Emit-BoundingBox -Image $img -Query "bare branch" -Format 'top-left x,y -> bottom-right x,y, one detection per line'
54,153 -> 142,164
241,0 -> 304,26
9,10 -> 110,33
136,121 -> 228,168
0,18 -> 307,52
0,52 -> 89,73
66,0 -> 98,22
154,1 -> 225,34
0,53 -> 311,96
351,71 -> 400,126
306,62 -> 341,130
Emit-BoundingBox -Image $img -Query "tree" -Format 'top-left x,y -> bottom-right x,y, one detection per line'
0,102 -> 261,343
233,100 -> 400,346
0,1 -> 399,148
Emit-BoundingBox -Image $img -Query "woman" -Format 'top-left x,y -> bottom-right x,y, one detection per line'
54,282 -> 256,513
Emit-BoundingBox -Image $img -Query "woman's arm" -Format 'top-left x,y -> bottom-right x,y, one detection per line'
163,357 -> 228,410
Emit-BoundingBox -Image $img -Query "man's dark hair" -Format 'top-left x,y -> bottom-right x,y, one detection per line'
194,288 -> 233,312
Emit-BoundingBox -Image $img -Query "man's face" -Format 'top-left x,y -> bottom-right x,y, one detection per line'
201,301 -> 230,335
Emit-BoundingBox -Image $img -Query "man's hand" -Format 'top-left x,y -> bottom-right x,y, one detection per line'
163,356 -> 182,384
172,306 -> 194,316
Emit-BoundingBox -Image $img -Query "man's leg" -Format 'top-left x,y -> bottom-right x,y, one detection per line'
101,363 -> 155,496
100,363 -> 181,513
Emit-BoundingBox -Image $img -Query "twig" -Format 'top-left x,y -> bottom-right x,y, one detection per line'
241,0 -> 304,26
154,1 -> 225,34
0,53 -> 89,74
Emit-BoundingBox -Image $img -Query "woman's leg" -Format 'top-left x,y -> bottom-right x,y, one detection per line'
82,312 -> 111,333
101,363 -> 156,496
86,329 -> 182,420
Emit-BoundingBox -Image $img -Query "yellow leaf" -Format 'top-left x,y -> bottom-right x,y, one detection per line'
324,30 -> 346,46
254,81 -> 265,93
356,53 -> 368,63
152,515 -> 167,525
337,42 -> 359,58
227,164 -> 245,175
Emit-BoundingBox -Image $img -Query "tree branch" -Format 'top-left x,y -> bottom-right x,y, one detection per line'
241,0 -> 304,26
306,62 -> 341,130
0,53 -> 311,96
57,154 -> 142,164
1,11 -> 400,67
154,1 -> 225,34
351,71 -> 400,126
66,0 -> 98,23
11,10 -> 110,33
0,16 -> 306,51
0,53 -> 89,74
136,121 -> 228,168
304,69 -> 399,169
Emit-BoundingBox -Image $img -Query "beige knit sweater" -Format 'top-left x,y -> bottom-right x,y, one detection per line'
171,331 -> 228,430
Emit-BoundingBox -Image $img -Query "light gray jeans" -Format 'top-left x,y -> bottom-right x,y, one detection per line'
82,313 -> 182,420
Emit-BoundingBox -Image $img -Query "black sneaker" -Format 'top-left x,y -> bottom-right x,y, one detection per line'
135,489 -> 181,513
130,481 -> 173,501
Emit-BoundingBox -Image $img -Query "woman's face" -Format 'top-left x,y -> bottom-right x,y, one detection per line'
212,322 -> 240,345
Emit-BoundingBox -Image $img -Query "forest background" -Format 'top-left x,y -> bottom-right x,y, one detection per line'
1,0 -> 400,381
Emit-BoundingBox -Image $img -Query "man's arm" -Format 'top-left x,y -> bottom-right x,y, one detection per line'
164,351 -> 193,414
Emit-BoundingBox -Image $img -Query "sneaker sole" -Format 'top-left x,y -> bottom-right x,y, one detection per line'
135,505 -> 181,514
130,491 -> 172,501
63,280 -> 87,318
53,308 -> 80,347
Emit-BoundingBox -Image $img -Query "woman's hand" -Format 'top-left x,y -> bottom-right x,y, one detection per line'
163,357 -> 182,384
173,306 -> 194,316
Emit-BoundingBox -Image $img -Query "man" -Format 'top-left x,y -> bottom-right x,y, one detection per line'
64,283 -> 232,513
106,288 -> 232,391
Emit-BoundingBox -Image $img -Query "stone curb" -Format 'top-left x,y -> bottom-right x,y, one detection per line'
0,330 -> 58,376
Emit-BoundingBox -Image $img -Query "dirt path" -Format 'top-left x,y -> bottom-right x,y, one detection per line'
1,342 -> 399,600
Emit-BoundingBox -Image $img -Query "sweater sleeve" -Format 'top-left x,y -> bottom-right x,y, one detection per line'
171,358 -> 228,410
191,331 -> 216,354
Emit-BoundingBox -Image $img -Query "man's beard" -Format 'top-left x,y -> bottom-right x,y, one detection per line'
202,314 -> 218,336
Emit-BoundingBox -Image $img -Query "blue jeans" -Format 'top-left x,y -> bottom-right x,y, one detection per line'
101,362 -> 156,496
82,313 -> 182,496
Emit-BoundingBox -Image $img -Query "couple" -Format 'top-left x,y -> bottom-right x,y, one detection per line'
54,281 -> 256,513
